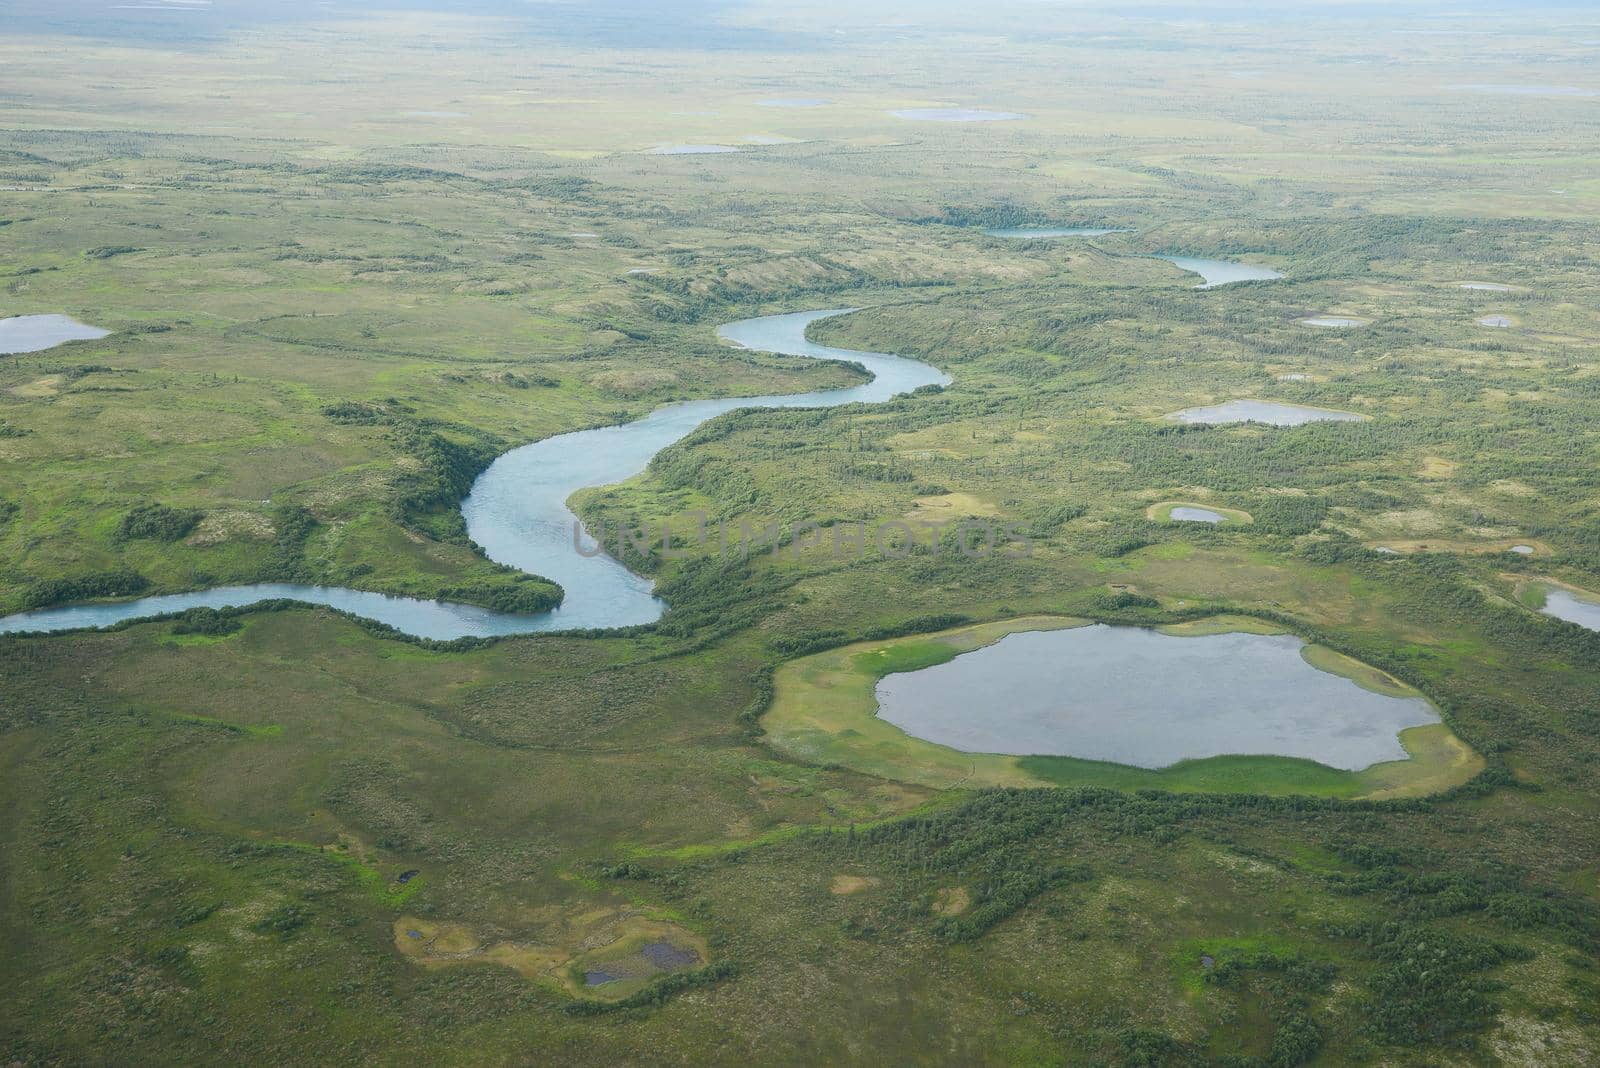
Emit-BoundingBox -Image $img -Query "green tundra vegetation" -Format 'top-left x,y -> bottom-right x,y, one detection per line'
2,1 -> 1600,1065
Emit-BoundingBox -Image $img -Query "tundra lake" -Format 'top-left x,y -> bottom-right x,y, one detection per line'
874,626 -> 1439,771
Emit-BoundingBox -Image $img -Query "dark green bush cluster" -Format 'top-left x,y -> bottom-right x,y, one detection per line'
23,568 -> 148,609
599,862 -> 655,880
1334,921 -> 1532,1047
1244,495 -> 1329,536
389,424 -> 500,541
1028,502 -> 1088,536
862,613 -> 971,641
1092,590 -> 1160,611
322,400 -> 391,424
437,575 -> 561,614
170,607 -> 241,636
252,903 -> 312,937
116,502 -> 202,542
260,505 -> 318,582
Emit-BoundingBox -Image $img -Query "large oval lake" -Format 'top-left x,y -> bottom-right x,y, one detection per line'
874,625 -> 1439,771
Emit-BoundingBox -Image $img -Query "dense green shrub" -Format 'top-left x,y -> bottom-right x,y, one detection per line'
437,575 -> 561,614
170,607 -> 241,636
116,502 -> 202,542
23,568 -> 148,609
322,401 -> 390,425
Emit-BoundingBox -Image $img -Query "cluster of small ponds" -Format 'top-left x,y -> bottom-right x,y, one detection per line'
584,941 -> 701,988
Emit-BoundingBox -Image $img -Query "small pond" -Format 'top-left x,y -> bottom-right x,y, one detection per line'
1300,316 -> 1368,328
1169,399 -> 1366,426
648,144 -> 739,155
1477,315 -> 1513,328
874,625 -> 1439,770
1450,84 -> 1598,97
1459,282 -> 1515,292
984,227 -> 1130,239
1156,256 -> 1283,289
1542,589 -> 1600,632
889,108 -> 1026,122
639,942 -> 700,970
0,314 -> 110,355
1169,506 -> 1224,524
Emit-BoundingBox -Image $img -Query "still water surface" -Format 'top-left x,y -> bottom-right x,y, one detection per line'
1543,589 -> 1600,632
0,314 -> 109,354
1169,507 -> 1224,523
1156,256 -> 1282,289
1169,399 -> 1366,426
874,626 -> 1439,770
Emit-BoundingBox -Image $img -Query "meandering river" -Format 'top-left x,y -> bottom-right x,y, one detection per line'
0,310 -> 947,639
1,251 -> 1291,640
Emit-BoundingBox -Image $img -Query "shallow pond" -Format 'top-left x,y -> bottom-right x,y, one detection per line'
1459,282 -> 1515,292
889,108 -> 1025,122
1477,315 -> 1513,328
0,310 -> 946,639
1169,399 -> 1365,426
0,314 -> 110,354
1156,256 -> 1282,289
984,227 -> 1129,239
1169,506 -> 1224,524
648,144 -> 739,155
639,942 -> 700,970
1300,316 -> 1368,328
1543,589 -> 1600,632
874,625 -> 1438,770
1451,84 -> 1598,97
